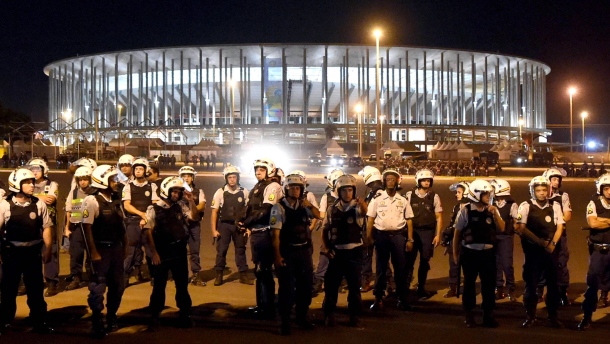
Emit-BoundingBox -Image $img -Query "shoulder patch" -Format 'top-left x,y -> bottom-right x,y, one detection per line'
83,209 -> 89,218
122,191 -> 126,198
268,193 -> 275,201
270,216 -> 277,225
211,200 -> 215,206
516,213 -> 522,221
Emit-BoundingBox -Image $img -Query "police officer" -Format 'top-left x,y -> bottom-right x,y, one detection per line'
441,181 -> 469,298
147,164 -> 163,197
238,158 -> 282,319
145,176 -> 199,330
321,175 -> 367,327
490,179 -> 518,301
116,154 -> 134,186
290,170 -> 320,232
313,168 -> 344,294
178,166 -> 207,286
81,165 -> 125,338
69,157 -> 98,190
516,176 -> 565,328
122,158 -> 158,286
271,173 -> 320,335
453,179 -> 505,328
405,168 -> 443,299
358,166 -> 383,293
543,167 -> 572,305
578,173 -> 610,330
367,167 -> 414,311
62,157 -> 97,254
0,168 -> 54,334
64,166 -> 94,290
27,159 -> 60,297
210,166 -> 252,286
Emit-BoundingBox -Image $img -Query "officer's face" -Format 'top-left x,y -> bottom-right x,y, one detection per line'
170,188 -> 182,202
78,177 -> 91,189
226,174 -> 238,187
255,167 -> 267,181
550,176 -> 560,189
420,179 -> 431,189
134,166 -> 146,178
182,174 -> 194,185
384,175 -> 397,190
603,186 -> 610,199
480,192 -> 490,204
340,187 -> 354,202
534,185 -> 548,201
455,187 -> 464,201
31,167 -> 43,180
109,179 -> 119,192
287,184 -> 301,199
20,178 -> 35,195
120,164 -> 132,176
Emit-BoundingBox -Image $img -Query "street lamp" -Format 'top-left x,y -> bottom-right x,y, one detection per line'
374,28 -> 382,168
581,111 -> 588,153
568,87 -> 576,152
355,103 -> 363,157
518,118 -> 524,150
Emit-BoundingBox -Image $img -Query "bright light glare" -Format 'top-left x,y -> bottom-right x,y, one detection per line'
354,103 -> 362,113
587,141 -> 596,149
568,87 -> 577,96
373,29 -> 382,39
240,144 -> 292,175
581,111 -> 588,119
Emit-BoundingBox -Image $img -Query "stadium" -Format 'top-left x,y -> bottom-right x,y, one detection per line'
44,44 -> 550,155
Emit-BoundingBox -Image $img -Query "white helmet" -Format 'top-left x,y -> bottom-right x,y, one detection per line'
449,181 -> 470,194
528,176 -> 550,199
358,166 -> 382,186
290,170 -> 308,185
91,165 -> 118,189
382,167 -> 402,189
415,168 -> 435,187
543,167 -> 566,188
223,165 -> 241,184
275,167 -> 285,183
159,176 -> 185,200
335,175 -> 357,195
253,157 -> 276,178
118,154 -> 134,166
72,157 -> 97,171
325,168 -> 345,190
490,179 -> 511,196
284,173 -> 305,196
596,173 -> 610,195
179,165 -> 197,176
74,166 -> 93,178
26,158 -> 49,176
467,179 -> 494,204
8,168 -> 36,193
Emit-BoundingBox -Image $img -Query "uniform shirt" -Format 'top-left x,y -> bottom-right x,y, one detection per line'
33,179 -> 58,201
305,191 -> 319,210
550,191 -> 572,214
190,188 -> 207,206
322,199 -> 365,249
65,187 -> 90,212
81,193 -> 114,224
496,199 -> 519,221
404,188 -> 444,214
319,190 -> 339,213
0,196 -> 53,229
210,185 -> 250,210
121,179 -> 160,202
586,197 -> 610,218
144,199 -> 196,230
366,190 -> 414,231
262,181 -> 282,206
516,199 -> 565,227
454,203 -> 497,250
269,198 -> 315,231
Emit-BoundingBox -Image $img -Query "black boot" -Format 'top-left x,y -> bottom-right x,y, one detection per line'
32,322 -> 54,334
312,279 -> 324,294
482,311 -> 499,328
279,319 -> 291,336
370,296 -> 384,311
464,311 -> 476,328
177,312 -> 193,328
45,281 -> 60,297
444,284 -> 457,298
91,313 -> 107,338
295,314 -> 314,330
239,271 -> 254,285
547,312 -> 563,328
578,316 -> 592,331
106,313 -> 118,333
600,291 -> 609,307
148,316 -> 160,332
559,286 -> 570,306
521,308 -> 537,328
214,271 -> 224,286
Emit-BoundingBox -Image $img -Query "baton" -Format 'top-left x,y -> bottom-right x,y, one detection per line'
79,222 -> 96,276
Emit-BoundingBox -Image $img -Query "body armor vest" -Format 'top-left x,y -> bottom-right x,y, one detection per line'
92,193 -> 124,243
4,197 -> 43,243
129,183 -> 152,213
462,204 -> 496,245
590,197 -> 610,244
248,180 -> 272,226
219,187 -> 245,222
279,200 -> 310,246
497,199 -> 515,235
153,203 -> 188,243
329,205 -> 362,246
410,190 -> 437,230
70,188 -> 87,223
526,200 -> 556,240
34,178 -> 56,222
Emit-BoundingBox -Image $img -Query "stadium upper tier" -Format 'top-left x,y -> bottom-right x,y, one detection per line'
44,44 -> 550,146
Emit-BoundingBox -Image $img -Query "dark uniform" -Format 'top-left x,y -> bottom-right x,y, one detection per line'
547,191 -> 572,304
580,196 -> 610,329
242,178 -> 281,317
517,199 -> 565,325
495,199 -> 518,298
361,186 -> 383,291
0,194 -> 53,332
33,178 -> 59,290
211,185 -> 249,275
185,186 -> 206,282
82,191 -> 125,335
442,197 -> 469,295
313,191 -> 337,286
271,197 -> 315,332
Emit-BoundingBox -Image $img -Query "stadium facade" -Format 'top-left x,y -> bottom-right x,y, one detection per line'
44,44 -> 550,151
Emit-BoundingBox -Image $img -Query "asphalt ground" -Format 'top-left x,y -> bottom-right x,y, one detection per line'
0,163 -> 609,343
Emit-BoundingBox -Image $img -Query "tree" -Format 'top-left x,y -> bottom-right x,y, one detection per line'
324,123 -> 338,140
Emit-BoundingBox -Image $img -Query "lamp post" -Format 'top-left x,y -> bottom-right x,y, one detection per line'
64,109 -> 72,154
374,29 -> 382,168
569,87 -> 576,152
355,103 -> 363,157
94,108 -> 100,161
581,111 -> 588,153
518,118 -> 524,150
380,115 -> 385,146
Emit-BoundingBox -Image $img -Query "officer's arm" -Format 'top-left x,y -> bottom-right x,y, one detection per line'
242,203 -> 273,228
492,208 -> 505,233
123,200 -> 146,219
452,226 -> 461,264
196,191 -> 206,213
551,223 -> 564,246
82,223 -> 101,261
588,215 -> 610,229
433,212 -> 443,245
515,223 -> 548,247
563,209 -> 572,222
305,202 -> 321,220
210,208 -> 219,234
366,217 -> 375,242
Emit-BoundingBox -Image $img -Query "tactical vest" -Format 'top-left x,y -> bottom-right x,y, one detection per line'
70,188 -> 87,223
526,200 -> 556,240
549,191 -> 568,237
129,182 -> 153,213
328,204 -> 362,246
410,189 -> 437,230
326,192 -> 337,206
34,178 -> 56,223
365,187 -> 383,204
248,180 -> 272,226
590,197 -> 610,244
279,200 -> 310,246
462,204 -> 496,245
449,198 -> 470,228
191,186 -> 205,218
497,199 -> 515,235
153,203 -> 188,243
92,193 -> 124,243
4,197 -> 43,243
219,187 -> 245,222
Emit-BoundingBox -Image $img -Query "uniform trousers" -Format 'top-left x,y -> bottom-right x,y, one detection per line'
124,217 -> 149,274
215,222 -> 248,272
495,234 -> 515,290
407,228 -> 435,289
522,241 -> 560,314
277,245 -> 313,322
250,230 -> 275,312
0,243 -> 47,325
88,243 -> 125,315
69,223 -> 86,277
148,242 -> 192,316
461,247 -> 496,312
374,230 -> 408,300
187,222 -> 201,274
557,235 -> 570,287
582,248 -> 610,315
324,247 -> 363,317
43,224 -> 59,283
446,241 -> 459,285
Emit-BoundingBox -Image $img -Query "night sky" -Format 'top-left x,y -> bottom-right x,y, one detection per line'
1,0 -> 608,143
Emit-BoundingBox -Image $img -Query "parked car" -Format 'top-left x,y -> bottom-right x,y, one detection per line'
330,154 -> 345,167
340,153 -> 348,160
308,155 -> 322,166
348,156 -> 364,167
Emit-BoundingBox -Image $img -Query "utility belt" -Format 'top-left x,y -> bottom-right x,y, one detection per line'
287,241 -> 310,248
220,219 -> 236,225
251,226 -> 271,233
7,239 -> 43,247
588,238 -> 610,253
375,228 -> 405,236
462,243 -> 494,251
